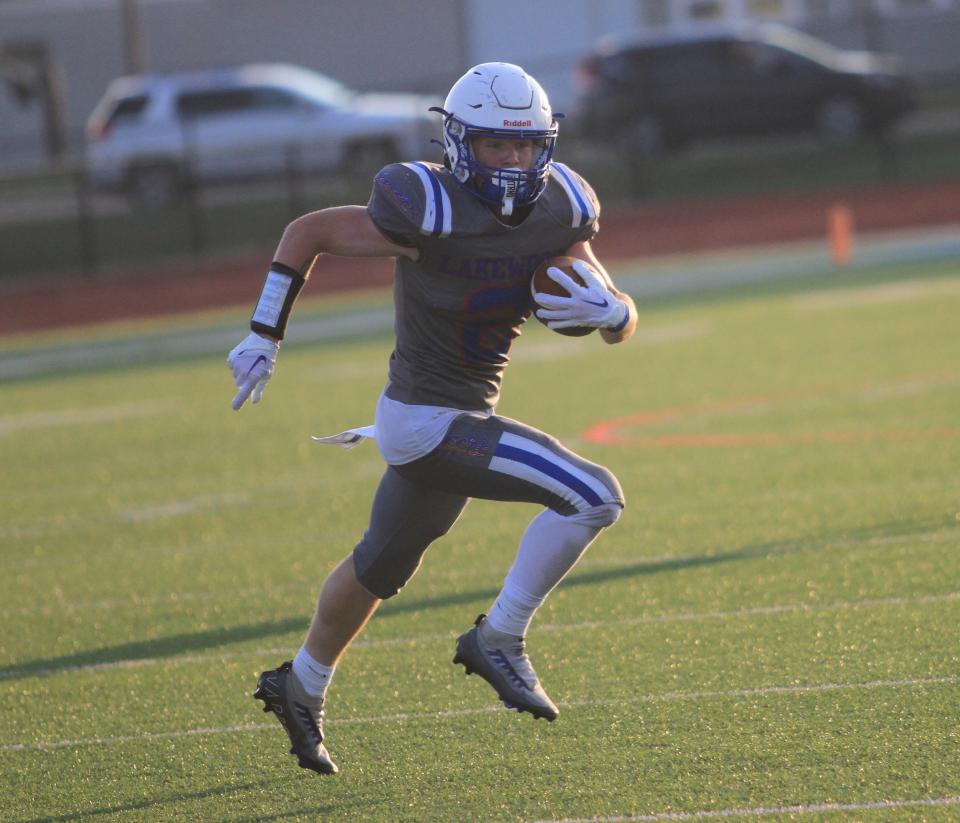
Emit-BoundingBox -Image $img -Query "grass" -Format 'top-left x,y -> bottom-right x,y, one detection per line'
1,250 -> 959,821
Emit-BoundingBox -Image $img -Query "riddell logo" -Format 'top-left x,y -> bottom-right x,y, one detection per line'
503,119 -> 532,127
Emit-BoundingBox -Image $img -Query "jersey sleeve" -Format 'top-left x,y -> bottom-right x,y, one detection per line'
368,162 -> 455,248
548,162 -> 601,242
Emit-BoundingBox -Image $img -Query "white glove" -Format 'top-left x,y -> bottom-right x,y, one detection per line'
227,332 -> 280,410
534,260 -> 629,331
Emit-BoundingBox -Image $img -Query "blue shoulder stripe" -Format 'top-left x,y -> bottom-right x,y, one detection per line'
550,162 -> 597,229
401,162 -> 452,237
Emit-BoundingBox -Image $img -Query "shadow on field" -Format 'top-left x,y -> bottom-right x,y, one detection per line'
20,780 -> 279,822
0,618 -> 307,680
5,517 -> 950,681
381,514 -> 951,618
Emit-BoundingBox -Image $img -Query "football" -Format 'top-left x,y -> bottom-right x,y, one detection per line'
530,256 -> 597,337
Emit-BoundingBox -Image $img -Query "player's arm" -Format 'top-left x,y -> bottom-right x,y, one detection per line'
227,207 -> 417,410
561,239 -> 637,344
275,205 -> 419,277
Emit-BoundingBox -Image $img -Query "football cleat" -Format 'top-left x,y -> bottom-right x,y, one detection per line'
452,614 -> 559,721
253,661 -> 338,775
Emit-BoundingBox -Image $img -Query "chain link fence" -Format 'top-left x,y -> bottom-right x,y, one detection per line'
1,110 -> 958,283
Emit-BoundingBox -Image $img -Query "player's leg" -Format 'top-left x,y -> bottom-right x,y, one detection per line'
255,466 -> 468,773
302,554 -> 380,666
394,413 -> 624,719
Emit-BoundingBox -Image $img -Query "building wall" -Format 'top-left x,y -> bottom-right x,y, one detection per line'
0,0 -> 466,163
461,0 -> 639,115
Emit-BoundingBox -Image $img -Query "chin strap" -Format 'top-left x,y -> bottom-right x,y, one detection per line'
498,168 -> 521,217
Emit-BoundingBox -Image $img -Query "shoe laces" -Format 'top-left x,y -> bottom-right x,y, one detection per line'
287,670 -> 326,745
508,641 -> 539,686
293,700 -> 325,746
486,634 -> 539,688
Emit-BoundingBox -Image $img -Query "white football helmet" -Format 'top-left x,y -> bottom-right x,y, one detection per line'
432,62 -> 559,215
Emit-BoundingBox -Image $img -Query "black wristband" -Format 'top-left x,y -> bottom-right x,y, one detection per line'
250,261 -> 306,340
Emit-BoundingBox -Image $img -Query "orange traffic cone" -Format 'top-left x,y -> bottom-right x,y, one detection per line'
828,202 -> 854,266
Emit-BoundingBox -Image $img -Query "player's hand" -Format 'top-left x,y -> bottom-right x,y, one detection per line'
534,260 -> 628,331
227,332 -> 280,410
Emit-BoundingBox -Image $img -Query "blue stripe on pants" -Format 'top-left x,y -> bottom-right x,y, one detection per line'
493,442 -> 604,506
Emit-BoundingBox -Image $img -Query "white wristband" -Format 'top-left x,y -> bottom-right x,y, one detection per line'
252,271 -> 293,328
250,263 -> 305,339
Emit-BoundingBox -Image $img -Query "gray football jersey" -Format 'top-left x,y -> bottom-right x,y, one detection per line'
368,161 -> 600,410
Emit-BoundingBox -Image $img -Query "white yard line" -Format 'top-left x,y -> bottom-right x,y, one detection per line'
794,275 -> 960,310
0,401 -> 176,436
518,322 -> 710,362
535,794 -> 960,823
3,464 -> 382,551
2,674 -> 956,753
582,527 -> 958,569
856,372 -> 960,401
3,582 -> 308,617
2,591 -> 957,682
115,492 -> 250,523
538,590 -> 960,633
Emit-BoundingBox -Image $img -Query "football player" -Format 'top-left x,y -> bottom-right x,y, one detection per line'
228,62 -> 637,775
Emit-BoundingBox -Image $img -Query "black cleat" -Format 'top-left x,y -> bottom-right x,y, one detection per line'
453,614 -> 559,721
253,661 -> 338,775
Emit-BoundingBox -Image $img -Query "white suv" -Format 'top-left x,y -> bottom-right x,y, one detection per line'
85,63 -> 438,207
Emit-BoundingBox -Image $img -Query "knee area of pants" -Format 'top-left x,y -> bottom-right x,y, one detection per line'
356,572 -> 402,600
353,551 -> 413,600
568,502 -> 622,528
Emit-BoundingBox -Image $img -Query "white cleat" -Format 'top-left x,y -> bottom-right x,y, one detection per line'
452,614 -> 559,721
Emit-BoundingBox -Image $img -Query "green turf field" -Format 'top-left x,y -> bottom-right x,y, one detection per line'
1,251 -> 958,822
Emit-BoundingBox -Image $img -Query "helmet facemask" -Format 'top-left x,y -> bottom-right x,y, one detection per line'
439,115 -> 556,215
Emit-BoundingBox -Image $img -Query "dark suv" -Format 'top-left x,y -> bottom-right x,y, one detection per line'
574,23 -> 916,157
